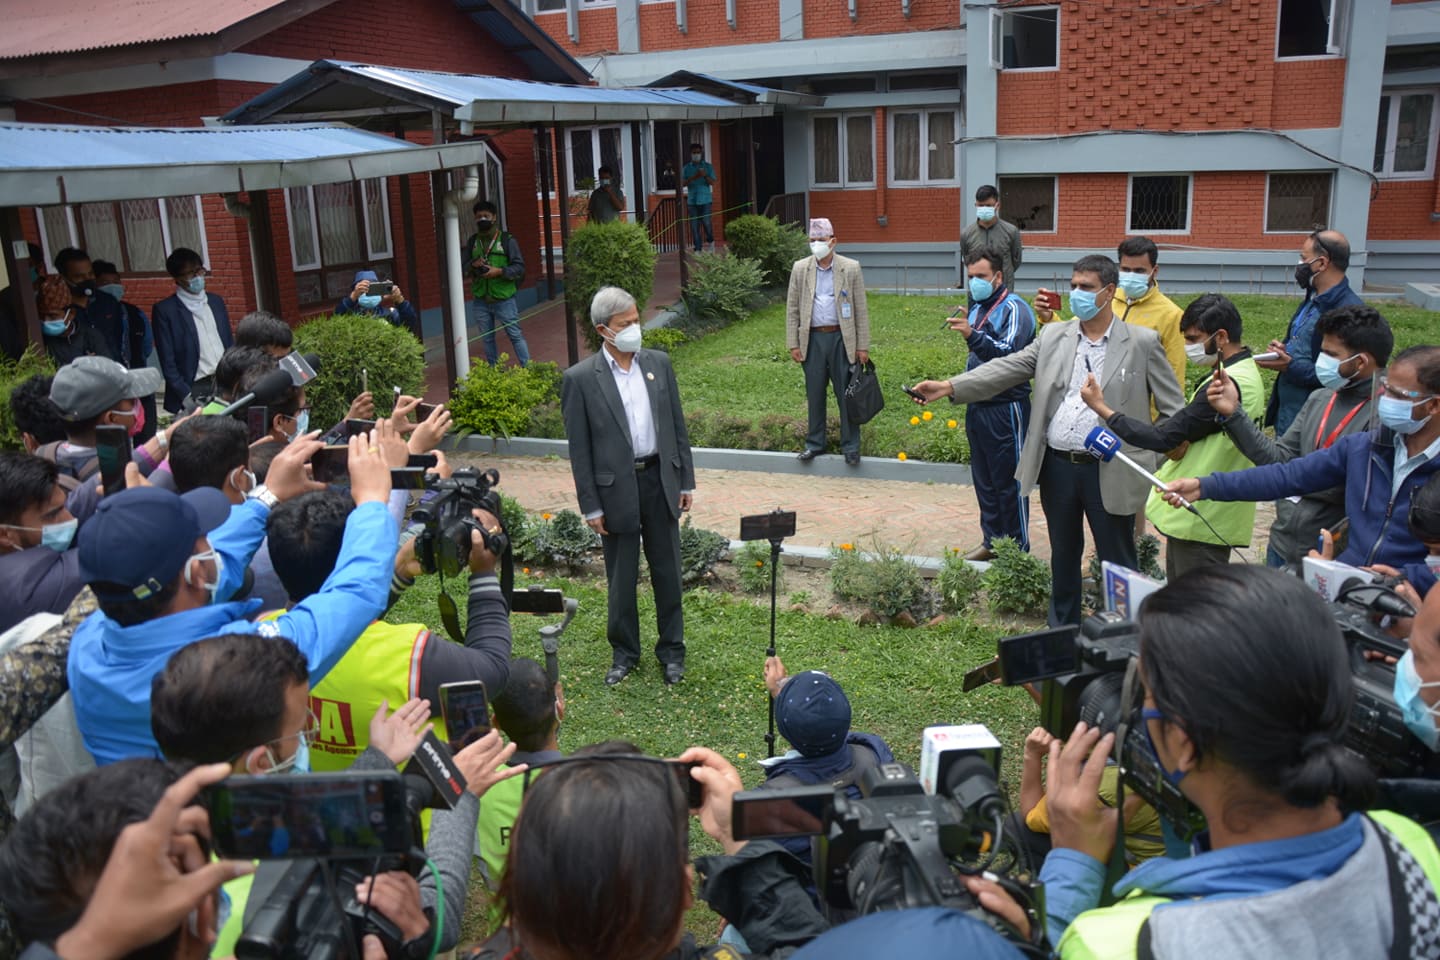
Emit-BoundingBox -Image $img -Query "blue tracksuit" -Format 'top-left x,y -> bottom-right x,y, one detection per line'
962,288 -> 1037,549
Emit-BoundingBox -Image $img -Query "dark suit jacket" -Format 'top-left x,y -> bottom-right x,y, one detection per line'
152,292 -> 232,411
561,348 -> 695,535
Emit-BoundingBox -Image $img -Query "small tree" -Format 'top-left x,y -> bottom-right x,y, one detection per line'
565,221 -> 657,352
292,314 -> 425,428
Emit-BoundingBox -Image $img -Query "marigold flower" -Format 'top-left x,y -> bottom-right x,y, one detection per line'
840,543 -> 855,551
897,452 -> 908,461
909,415 -> 920,426
541,512 -> 552,520
947,419 -> 958,428
922,410 -> 934,421
523,567 -> 530,574
754,560 -> 764,568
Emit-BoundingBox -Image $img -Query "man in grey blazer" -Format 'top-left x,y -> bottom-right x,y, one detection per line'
912,255 -> 1185,626
786,218 -> 871,466
561,286 -> 696,686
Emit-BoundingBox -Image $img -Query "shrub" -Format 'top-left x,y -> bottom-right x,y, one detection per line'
497,494 -> 535,563
680,252 -> 764,333
679,517 -> 729,586
292,313 -> 425,428
723,214 -> 780,267
565,221 -> 657,352
1085,533 -> 1166,612
983,537 -> 1051,615
449,361 -> 561,439
829,543 -> 934,622
1136,533 -> 1164,580
642,327 -> 688,353
936,548 -> 985,614
736,540 -> 783,595
769,223 -> 813,286
528,509 -> 600,572
0,346 -> 55,451
683,410 -> 755,450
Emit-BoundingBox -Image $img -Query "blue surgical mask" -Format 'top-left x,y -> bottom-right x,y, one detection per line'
98,283 -> 125,302
1394,650 -> 1440,751
41,519 -> 78,552
263,736 -> 311,776
975,206 -> 997,223
968,277 -> 995,303
1069,288 -> 1103,322
42,319 -> 68,337
286,408 -> 310,442
1315,352 -> 1360,391
1117,271 -> 1150,300
1141,707 -> 1189,785
1378,394 -> 1434,436
186,275 -> 206,295
358,294 -> 383,309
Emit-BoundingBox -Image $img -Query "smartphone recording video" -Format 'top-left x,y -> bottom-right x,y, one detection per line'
997,626 -> 1080,687
95,424 -> 132,494
207,771 -> 411,860
309,445 -> 350,484
668,760 -> 704,809
730,785 -> 833,840
439,681 -> 490,753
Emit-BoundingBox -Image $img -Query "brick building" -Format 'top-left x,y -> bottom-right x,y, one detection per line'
0,0 -> 587,327
521,0 -> 1440,291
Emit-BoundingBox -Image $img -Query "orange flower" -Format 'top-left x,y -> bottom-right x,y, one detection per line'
754,560 -> 764,568
839,543 -> 855,551
897,452 -> 908,461
909,415 -> 920,426
922,410 -> 934,421
541,512 -> 552,520
523,567 -> 531,574
947,419 -> 958,429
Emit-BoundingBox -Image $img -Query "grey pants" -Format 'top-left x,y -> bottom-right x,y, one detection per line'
802,329 -> 858,455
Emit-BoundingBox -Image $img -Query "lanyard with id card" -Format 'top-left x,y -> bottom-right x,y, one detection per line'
840,290 -> 852,320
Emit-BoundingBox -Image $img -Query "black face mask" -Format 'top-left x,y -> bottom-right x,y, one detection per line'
476,219 -> 495,231
69,281 -> 92,298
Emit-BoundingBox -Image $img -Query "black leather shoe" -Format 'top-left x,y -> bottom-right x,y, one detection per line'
797,449 -> 821,463
663,662 -> 685,685
605,663 -> 634,686
844,452 -> 861,466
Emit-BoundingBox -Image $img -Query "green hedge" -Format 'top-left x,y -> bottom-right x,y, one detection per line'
449,360 -> 562,439
564,221 -> 657,352
292,313 -> 425,428
723,214 -> 810,286
679,252 -> 764,335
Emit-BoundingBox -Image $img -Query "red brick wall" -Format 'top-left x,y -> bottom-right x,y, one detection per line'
1368,176 -> 1440,240
636,0 -> 779,50
996,0 -> 1344,134
536,7 -> 620,55
801,0 -> 958,40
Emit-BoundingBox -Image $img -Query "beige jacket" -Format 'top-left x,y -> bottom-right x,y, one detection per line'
785,253 -> 870,363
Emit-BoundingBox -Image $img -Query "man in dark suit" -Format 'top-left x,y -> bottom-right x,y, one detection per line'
152,247 -> 232,413
561,286 -> 695,686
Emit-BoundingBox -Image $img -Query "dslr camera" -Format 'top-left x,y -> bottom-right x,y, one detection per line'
412,466 -> 507,579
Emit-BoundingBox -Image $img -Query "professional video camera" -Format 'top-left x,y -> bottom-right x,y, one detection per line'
729,732 -> 1046,956
208,733 -> 468,960
412,466 -> 507,579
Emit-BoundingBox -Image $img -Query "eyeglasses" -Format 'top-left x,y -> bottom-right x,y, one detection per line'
1379,377 -> 1436,402
242,710 -> 320,762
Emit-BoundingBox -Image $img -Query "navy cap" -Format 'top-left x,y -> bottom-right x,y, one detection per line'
775,671 -> 851,757
353,269 -> 379,284
793,907 -> 1025,959
79,486 -> 234,600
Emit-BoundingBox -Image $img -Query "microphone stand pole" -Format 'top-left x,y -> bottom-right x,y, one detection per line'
766,530 -> 783,759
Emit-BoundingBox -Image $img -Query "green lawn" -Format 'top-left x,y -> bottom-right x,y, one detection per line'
668,293 -> 1440,463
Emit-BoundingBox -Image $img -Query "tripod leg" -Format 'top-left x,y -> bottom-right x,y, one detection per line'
766,539 -> 782,758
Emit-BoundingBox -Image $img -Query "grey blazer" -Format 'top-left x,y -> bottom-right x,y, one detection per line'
947,318 -> 1186,515
560,348 -> 696,535
785,253 -> 870,362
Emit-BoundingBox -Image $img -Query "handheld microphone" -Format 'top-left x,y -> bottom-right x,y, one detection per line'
214,369 -> 294,418
1083,426 -> 1196,513
402,729 -> 468,811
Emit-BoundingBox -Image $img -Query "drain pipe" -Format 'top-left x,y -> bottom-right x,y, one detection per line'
442,166 -> 481,380
223,193 -> 268,312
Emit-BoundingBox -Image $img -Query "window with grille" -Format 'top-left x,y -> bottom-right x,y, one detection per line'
1373,89 -> 1438,180
891,110 -> 957,186
565,126 -> 623,193
998,176 -> 1057,232
811,113 -> 874,188
653,121 -> 708,192
286,179 -> 395,306
990,7 -> 1059,70
1265,172 -> 1332,233
37,197 -> 210,275
1128,175 -> 1190,233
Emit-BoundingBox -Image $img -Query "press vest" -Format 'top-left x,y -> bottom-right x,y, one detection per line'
1056,811 -> 1440,960
1146,356 -> 1265,547
471,231 -> 518,303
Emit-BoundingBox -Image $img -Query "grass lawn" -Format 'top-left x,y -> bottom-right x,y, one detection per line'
669,292 -> 1440,463
386,565 -> 1040,942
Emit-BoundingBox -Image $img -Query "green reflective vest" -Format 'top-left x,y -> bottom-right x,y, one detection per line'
1145,355 -> 1265,547
471,231 -> 518,303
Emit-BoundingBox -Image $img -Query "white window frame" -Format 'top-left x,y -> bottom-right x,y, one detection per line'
285,187 -> 322,271
643,120 -> 710,194
1125,173 -> 1192,236
362,179 -> 394,260
1374,88 -> 1440,181
997,175 -> 1059,234
1275,0 -> 1346,60
532,0 -> 611,13
35,196 -> 211,273
285,179 -> 394,272
1262,171 -> 1334,234
562,124 -> 624,195
888,109 -> 959,187
989,5 -> 1060,73
809,112 -> 876,190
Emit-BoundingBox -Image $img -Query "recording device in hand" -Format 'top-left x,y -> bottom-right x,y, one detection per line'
310,445 -> 427,490
366,281 -> 395,298
95,424 -> 131,494
278,352 -> 320,387
216,368 -> 294,418
1251,352 -> 1280,363
740,510 -> 798,758
412,467 -> 507,579
901,384 -> 929,403
669,760 -> 704,810
345,419 -> 376,439
439,680 -> 490,753
247,405 -> 270,444
1083,427 -> 1186,509
414,402 -> 439,423
208,772 -> 412,860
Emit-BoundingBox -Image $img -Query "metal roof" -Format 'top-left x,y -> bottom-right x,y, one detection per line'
223,60 -> 773,127
0,121 -> 493,206
0,0 -> 303,60
452,0 -> 589,85
643,70 -> 823,107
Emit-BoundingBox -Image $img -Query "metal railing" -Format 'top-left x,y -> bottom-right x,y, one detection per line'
762,192 -> 807,228
648,196 -> 681,253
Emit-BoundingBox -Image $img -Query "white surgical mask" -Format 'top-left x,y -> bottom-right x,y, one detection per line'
1117,272 -> 1150,300
605,324 -> 643,354
810,240 -> 832,259
184,548 -> 225,604
975,206 -> 997,223
1184,333 -> 1218,366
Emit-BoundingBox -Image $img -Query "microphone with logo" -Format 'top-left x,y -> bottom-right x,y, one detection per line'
1083,425 -> 1197,514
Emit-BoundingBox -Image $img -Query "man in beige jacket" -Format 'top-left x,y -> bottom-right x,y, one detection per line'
786,218 -> 871,466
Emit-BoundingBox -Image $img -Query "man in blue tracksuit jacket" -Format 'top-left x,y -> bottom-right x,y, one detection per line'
1169,423 -> 1439,598
68,436 -> 397,765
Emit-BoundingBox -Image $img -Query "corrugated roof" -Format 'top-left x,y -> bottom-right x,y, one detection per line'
0,121 -> 492,205
0,0 -> 297,60
644,70 -> 824,107
223,60 -> 772,127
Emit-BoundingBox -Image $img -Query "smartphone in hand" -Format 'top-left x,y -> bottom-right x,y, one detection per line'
902,384 -> 929,404
95,425 -> 132,494
1035,289 -> 1063,312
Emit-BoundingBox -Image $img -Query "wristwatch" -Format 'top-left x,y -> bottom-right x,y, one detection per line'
248,484 -> 280,510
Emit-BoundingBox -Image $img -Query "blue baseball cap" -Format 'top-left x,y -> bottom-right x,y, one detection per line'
79,486 -> 234,600
775,671 -> 851,757
353,270 -> 379,285
793,907 -> 1026,959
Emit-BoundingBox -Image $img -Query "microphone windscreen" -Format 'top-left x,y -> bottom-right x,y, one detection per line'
251,369 -> 295,405
1083,425 -> 1119,462
301,352 -> 322,374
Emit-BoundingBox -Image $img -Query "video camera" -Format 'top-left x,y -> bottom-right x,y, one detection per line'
729,731 -> 1045,955
412,466 -> 507,579
208,732 -> 468,959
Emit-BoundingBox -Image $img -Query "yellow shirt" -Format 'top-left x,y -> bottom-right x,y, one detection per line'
1114,284 -> 1186,390
1025,766 -> 1167,866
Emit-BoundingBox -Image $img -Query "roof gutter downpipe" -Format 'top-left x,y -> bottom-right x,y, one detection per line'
443,166 -> 481,380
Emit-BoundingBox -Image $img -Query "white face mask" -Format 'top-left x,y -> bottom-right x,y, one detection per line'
810,240 -> 832,259
605,323 -> 643,354
184,549 -> 225,604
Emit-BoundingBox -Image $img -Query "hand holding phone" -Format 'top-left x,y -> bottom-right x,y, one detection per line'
439,681 -> 491,753
1035,288 -> 1062,313
902,384 -> 929,404
95,425 -> 132,494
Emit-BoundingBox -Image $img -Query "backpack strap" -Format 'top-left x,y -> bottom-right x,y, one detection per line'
1369,814 -> 1440,960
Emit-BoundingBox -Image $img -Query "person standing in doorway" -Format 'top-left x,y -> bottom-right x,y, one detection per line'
465,201 -> 529,367
587,165 -> 624,224
960,185 -> 1023,286
152,247 -> 231,413
682,144 -> 716,252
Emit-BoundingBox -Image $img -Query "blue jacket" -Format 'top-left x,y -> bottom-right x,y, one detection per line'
334,296 -> 419,330
152,291 -> 232,412
0,476 -> 101,634
76,291 -> 128,364
1266,278 -> 1364,433
67,498 -> 397,765
964,287 -> 1036,406
1201,427 -> 1439,595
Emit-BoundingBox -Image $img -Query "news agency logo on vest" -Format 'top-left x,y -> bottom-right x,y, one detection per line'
310,696 -> 357,749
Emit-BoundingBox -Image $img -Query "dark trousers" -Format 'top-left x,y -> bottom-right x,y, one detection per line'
802,330 -> 858,456
600,464 -> 685,669
967,401 -> 1031,551
1039,451 -> 1137,626
1164,537 -> 1231,581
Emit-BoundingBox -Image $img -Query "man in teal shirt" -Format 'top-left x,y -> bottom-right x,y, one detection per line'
682,144 -> 716,252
